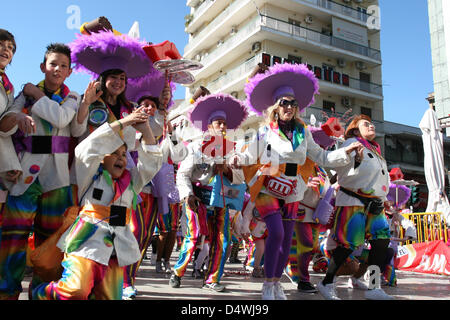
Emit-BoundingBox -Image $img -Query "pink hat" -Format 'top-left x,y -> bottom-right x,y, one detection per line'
244,63 -> 319,115
188,93 -> 248,132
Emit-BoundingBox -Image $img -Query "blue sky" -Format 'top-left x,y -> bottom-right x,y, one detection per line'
2,0 -> 434,128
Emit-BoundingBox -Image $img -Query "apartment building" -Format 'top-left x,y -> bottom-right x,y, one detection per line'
170,0 -> 383,146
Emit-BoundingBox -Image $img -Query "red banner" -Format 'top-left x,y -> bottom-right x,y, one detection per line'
394,240 -> 450,275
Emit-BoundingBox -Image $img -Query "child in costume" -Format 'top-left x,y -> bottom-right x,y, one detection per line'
67,27 -> 162,299
318,114 -> 393,300
0,43 -> 84,299
170,92 -> 247,292
32,108 -> 162,300
238,62 -> 363,300
0,29 -> 22,243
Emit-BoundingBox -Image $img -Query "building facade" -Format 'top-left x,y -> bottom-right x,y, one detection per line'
170,0 -> 383,145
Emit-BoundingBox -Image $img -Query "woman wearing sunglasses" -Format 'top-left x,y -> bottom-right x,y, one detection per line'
240,63 -> 363,300
317,114 -> 393,300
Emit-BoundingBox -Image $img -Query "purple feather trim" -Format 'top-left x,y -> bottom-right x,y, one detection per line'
387,183 -> 411,208
68,31 -> 159,84
188,93 -> 249,131
244,62 -> 319,115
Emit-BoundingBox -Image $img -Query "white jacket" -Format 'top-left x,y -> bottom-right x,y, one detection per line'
4,91 -> 84,196
0,82 -> 21,178
58,123 -> 163,267
240,124 -> 350,203
335,137 -> 390,207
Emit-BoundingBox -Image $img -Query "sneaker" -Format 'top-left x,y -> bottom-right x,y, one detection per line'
365,288 -> 394,300
122,286 -> 137,300
192,269 -> 204,279
297,281 -> 318,293
149,253 -> 157,266
155,261 -> 164,273
163,260 -> 172,274
273,282 -> 287,300
348,277 -> 368,290
203,282 -> 225,292
169,274 -> 181,288
261,282 -> 275,300
317,281 -> 340,300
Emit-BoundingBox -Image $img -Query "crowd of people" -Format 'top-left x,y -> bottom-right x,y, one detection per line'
0,19 -> 416,301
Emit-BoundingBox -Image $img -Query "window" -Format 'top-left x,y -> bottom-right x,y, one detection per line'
323,100 -> 335,112
360,107 -> 372,118
287,54 -> 302,64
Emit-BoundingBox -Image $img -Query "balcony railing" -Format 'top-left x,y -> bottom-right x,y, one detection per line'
208,54 -> 261,93
301,0 -> 371,23
185,0 -> 242,54
261,15 -> 381,61
188,0 -> 216,29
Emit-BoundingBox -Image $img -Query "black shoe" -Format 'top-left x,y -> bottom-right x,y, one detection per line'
297,281 -> 318,293
192,269 -> 204,279
169,274 -> 181,288
228,257 -> 242,264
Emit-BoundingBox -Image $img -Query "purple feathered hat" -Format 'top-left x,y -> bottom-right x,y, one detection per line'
126,72 -> 177,108
188,93 -> 248,132
387,184 -> 411,209
244,62 -> 319,115
69,31 -> 158,83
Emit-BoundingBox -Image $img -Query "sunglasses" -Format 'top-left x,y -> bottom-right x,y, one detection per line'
359,121 -> 376,129
278,98 -> 299,108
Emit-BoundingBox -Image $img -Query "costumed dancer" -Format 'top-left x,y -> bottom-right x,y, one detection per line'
0,43 -> 84,299
67,24 -> 159,299
170,92 -> 247,292
123,72 -> 186,296
238,62 -> 362,300
285,122 -> 339,293
317,114 -> 394,300
0,29 -> 22,244
32,110 -> 162,300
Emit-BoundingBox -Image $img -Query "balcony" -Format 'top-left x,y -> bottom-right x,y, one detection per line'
191,14 -> 380,83
285,0 -> 373,26
185,0 -> 229,34
260,15 -> 381,63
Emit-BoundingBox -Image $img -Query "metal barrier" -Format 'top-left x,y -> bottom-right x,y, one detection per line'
399,212 -> 448,245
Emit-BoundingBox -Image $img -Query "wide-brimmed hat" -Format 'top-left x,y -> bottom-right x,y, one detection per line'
126,72 -> 176,108
188,93 -> 248,132
69,31 -> 158,83
244,62 -> 319,115
387,183 -> 411,209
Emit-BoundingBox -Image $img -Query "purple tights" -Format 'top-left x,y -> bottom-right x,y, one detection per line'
263,213 -> 295,279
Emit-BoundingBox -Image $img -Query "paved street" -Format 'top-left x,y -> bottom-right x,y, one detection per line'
19,249 -> 450,300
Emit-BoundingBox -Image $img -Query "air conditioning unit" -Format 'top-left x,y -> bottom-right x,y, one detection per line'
341,96 -> 352,107
337,58 -> 346,68
195,54 -> 201,61
230,26 -> 238,35
251,41 -> 261,52
304,14 -> 314,24
217,39 -> 224,47
230,91 -> 239,98
355,61 -> 366,70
